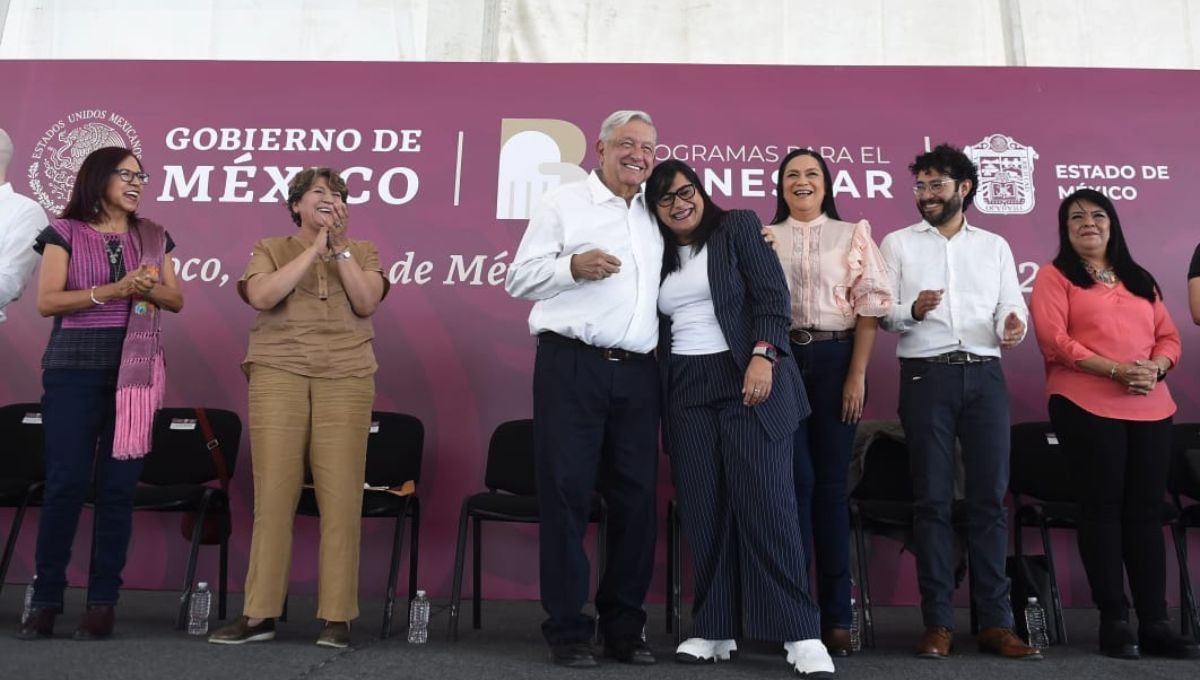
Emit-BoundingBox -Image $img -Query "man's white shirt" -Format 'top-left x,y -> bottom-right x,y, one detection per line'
505,171 -> 663,353
879,218 -> 1027,358
0,182 -> 48,323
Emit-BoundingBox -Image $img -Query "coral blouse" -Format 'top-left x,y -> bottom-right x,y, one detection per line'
1030,263 -> 1180,421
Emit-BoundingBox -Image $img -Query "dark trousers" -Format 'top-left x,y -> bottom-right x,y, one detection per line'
668,352 -> 820,641
33,369 -> 145,609
1048,394 -> 1171,623
898,359 -> 1012,629
533,341 -> 659,645
792,339 -> 858,631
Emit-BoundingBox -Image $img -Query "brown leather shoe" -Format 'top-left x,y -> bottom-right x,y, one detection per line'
16,607 -> 56,640
208,616 -> 276,645
822,627 -> 853,656
73,605 -> 115,640
316,621 -> 351,649
978,626 -> 1043,660
916,626 -> 953,659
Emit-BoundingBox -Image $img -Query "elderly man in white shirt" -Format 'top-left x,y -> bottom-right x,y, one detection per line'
505,110 -> 663,669
0,128 -> 48,323
879,143 -> 1039,662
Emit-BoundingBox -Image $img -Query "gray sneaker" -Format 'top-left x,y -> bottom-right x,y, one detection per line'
208,616 -> 276,645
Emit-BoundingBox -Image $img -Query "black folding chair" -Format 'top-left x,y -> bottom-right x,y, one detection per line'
850,430 -> 970,648
295,411 -> 423,639
1167,422 -> 1200,640
132,407 -> 241,629
447,419 -> 606,640
0,403 -> 46,596
1011,421 -> 1194,646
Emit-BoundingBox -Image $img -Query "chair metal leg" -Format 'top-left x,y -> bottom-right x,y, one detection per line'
381,502 -> 407,639
408,500 -> 420,628
447,501 -> 471,641
1037,519 -> 1067,645
851,508 -> 875,649
218,518 -> 229,620
177,495 -> 211,630
472,516 -> 482,630
1171,523 -> 1200,641
0,489 -> 36,596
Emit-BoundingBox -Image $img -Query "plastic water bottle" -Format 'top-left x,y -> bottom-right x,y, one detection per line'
407,590 -> 430,644
187,582 -> 212,635
849,597 -> 862,652
21,576 -> 35,624
1023,596 -> 1049,649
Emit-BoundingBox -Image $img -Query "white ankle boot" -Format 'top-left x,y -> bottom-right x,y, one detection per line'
674,637 -> 737,663
784,639 -> 836,677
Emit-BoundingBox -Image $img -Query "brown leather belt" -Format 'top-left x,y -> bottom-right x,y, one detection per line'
537,332 -> 653,362
789,328 -> 855,346
905,351 -> 997,365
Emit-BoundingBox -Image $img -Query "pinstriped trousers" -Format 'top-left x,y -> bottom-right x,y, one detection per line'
666,351 -> 821,641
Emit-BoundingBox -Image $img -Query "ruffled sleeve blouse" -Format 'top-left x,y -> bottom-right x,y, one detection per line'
767,214 -> 893,331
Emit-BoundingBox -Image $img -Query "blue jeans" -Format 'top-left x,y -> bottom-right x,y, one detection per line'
791,339 -> 858,630
898,358 -> 1013,629
32,369 -> 145,609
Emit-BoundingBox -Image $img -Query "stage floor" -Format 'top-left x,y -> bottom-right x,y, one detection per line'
0,587 -> 1196,679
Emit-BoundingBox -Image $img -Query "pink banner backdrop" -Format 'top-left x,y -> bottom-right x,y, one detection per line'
1,62 -> 1198,608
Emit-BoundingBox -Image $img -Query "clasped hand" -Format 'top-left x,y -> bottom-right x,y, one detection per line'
1115,360 -> 1159,395
117,265 -> 158,298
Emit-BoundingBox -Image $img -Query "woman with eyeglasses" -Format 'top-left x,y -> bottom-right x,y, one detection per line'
647,159 -> 834,677
19,147 -> 182,641
764,148 -> 892,656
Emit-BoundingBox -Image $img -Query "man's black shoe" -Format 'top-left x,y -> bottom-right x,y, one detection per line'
604,638 -> 657,665
551,642 -> 598,668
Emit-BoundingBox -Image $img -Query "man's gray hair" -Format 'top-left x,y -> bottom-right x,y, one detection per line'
598,110 -> 655,142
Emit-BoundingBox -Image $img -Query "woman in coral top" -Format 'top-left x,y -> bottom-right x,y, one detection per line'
764,148 -> 892,656
1030,188 -> 1197,660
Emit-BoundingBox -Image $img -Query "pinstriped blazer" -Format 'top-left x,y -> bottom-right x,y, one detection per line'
659,209 -> 811,445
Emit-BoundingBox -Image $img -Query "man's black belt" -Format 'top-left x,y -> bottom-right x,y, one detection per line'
538,332 -> 653,362
904,351 -> 997,365
789,328 -> 856,345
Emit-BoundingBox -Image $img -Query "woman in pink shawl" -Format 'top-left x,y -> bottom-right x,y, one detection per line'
18,147 -> 182,641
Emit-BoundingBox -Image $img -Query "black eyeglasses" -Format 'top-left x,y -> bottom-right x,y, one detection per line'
113,168 -> 150,184
656,183 -> 697,207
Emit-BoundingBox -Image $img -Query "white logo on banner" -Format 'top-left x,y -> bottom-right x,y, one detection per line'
965,134 -> 1039,215
496,119 -> 589,220
27,109 -> 143,214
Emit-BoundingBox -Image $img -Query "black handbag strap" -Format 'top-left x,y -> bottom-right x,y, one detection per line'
195,408 -> 229,491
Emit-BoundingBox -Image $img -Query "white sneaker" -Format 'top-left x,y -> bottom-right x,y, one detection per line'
784,639 -> 836,677
675,637 -> 737,664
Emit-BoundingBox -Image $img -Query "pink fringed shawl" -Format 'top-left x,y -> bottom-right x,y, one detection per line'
112,220 -> 167,459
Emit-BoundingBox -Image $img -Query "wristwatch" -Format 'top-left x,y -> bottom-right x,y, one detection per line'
751,344 -> 778,364
334,249 -> 353,260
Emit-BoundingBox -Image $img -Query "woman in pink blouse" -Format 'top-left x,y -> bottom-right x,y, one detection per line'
1030,188 -> 1197,660
766,148 -> 893,655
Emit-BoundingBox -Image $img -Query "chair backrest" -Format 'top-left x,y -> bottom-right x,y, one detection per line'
483,419 -> 536,496
140,407 -> 242,486
363,411 -> 424,488
0,402 -> 47,483
851,434 -> 914,502
1169,422 -> 1200,501
1009,421 -> 1076,503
